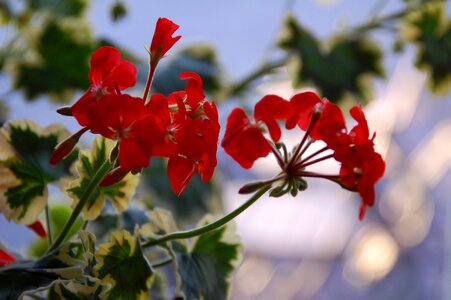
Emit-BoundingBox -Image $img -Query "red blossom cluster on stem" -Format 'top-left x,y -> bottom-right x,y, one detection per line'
50,18 -> 219,196
221,91 -> 385,220
50,16 -> 385,219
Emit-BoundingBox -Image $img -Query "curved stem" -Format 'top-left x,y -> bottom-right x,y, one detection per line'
48,160 -> 112,252
45,204 -> 53,246
151,257 -> 173,269
224,57 -> 288,98
143,185 -> 271,248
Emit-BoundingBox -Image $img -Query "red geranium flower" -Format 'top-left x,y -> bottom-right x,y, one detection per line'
286,91 -> 346,146
221,95 -> 291,169
71,46 -> 137,129
334,106 -> 385,219
150,18 -> 181,63
91,94 -> 166,172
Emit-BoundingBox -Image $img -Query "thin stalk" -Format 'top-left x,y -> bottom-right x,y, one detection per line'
288,116 -> 319,169
143,185 -> 271,248
270,143 -> 285,169
298,154 -> 334,169
295,171 -> 340,184
48,160 -> 111,252
151,257 -> 173,269
294,145 -> 329,168
45,204 -> 53,246
142,62 -> 157,103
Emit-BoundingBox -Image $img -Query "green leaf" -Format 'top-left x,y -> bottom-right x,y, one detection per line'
0,241 -> 85,299
95,229 -> 154,300
278,15 -> 384,102
0,120 -> 76,224
15,20 -> 92,101
47,277 -> 103,300
111,1 -> 127,22
172,216 -> 242,300
27,0 -> 88,18
402,2 -> 451,94
151,45 -> 223,97
67,137 -> 139,220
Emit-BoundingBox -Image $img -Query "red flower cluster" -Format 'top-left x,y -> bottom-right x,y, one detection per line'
222,91 -> 385,220
51,18 -> 219,195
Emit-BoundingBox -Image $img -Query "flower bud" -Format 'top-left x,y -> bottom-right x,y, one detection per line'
49,127 -> 88,165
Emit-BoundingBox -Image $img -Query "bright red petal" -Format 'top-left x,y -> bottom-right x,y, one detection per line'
27,220 -> 46,238
254,95 -> 291,142
0,249 -> 15,267
168,156 -> 196,196
150,18 -> 181,59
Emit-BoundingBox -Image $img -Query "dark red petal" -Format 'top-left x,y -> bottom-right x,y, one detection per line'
88,46 -> 122,85
99,167 -> 129,187
0,249 -> 15,267
167,156 -> 196,196
27,220 -> 46,238
71,92 -> 97,128
50,127 -> 88,165
118,138 -> 152,172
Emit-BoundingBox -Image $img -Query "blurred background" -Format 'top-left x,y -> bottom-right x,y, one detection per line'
0,0 -> 450,299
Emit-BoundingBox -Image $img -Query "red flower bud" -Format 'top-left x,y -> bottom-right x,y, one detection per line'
49,126 -> 89,165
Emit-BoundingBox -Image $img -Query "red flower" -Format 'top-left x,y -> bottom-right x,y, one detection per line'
0,249 -> 15,267
286,92 -> 346,146
145,73 -> 219,195
27,220 -> 47,238
150,18 -> 181,63
334,106 -> 385,219
221,95 -> 290,169
91,94 -> 166,172
71,46 -> 137,129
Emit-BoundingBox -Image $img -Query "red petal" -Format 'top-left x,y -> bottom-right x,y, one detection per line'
27,220 -> 46,238
179,72 -> 205,109
0,249 -> 15,267
150,18 -> 181,59
168,156 -> 196,196
254,95 -> 290,142
221,108 -> 271,169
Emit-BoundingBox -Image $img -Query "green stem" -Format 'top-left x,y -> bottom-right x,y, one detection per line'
48,160 -> 111,252
224,58 -> 288,98
45,204 -> 53,246
143,185 -> 271,248
151,257 -> 173,269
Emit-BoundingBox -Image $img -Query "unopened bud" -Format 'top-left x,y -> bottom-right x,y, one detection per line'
99,167 -> 128,187
49,127 -> 89,165
56,106 -> 73,116
239,181 -> 269,194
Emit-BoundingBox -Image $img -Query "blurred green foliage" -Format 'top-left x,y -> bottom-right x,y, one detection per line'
278,15 -> 384,102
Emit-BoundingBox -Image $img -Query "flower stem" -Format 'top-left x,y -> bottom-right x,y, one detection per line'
48,160 -> 112,252
298,154 -> 335,169
294,145 -> 329,168
143,63 -> 157,103
143,185 -> 271,248
45,204 -> 53,246
151,257 -> 173,269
